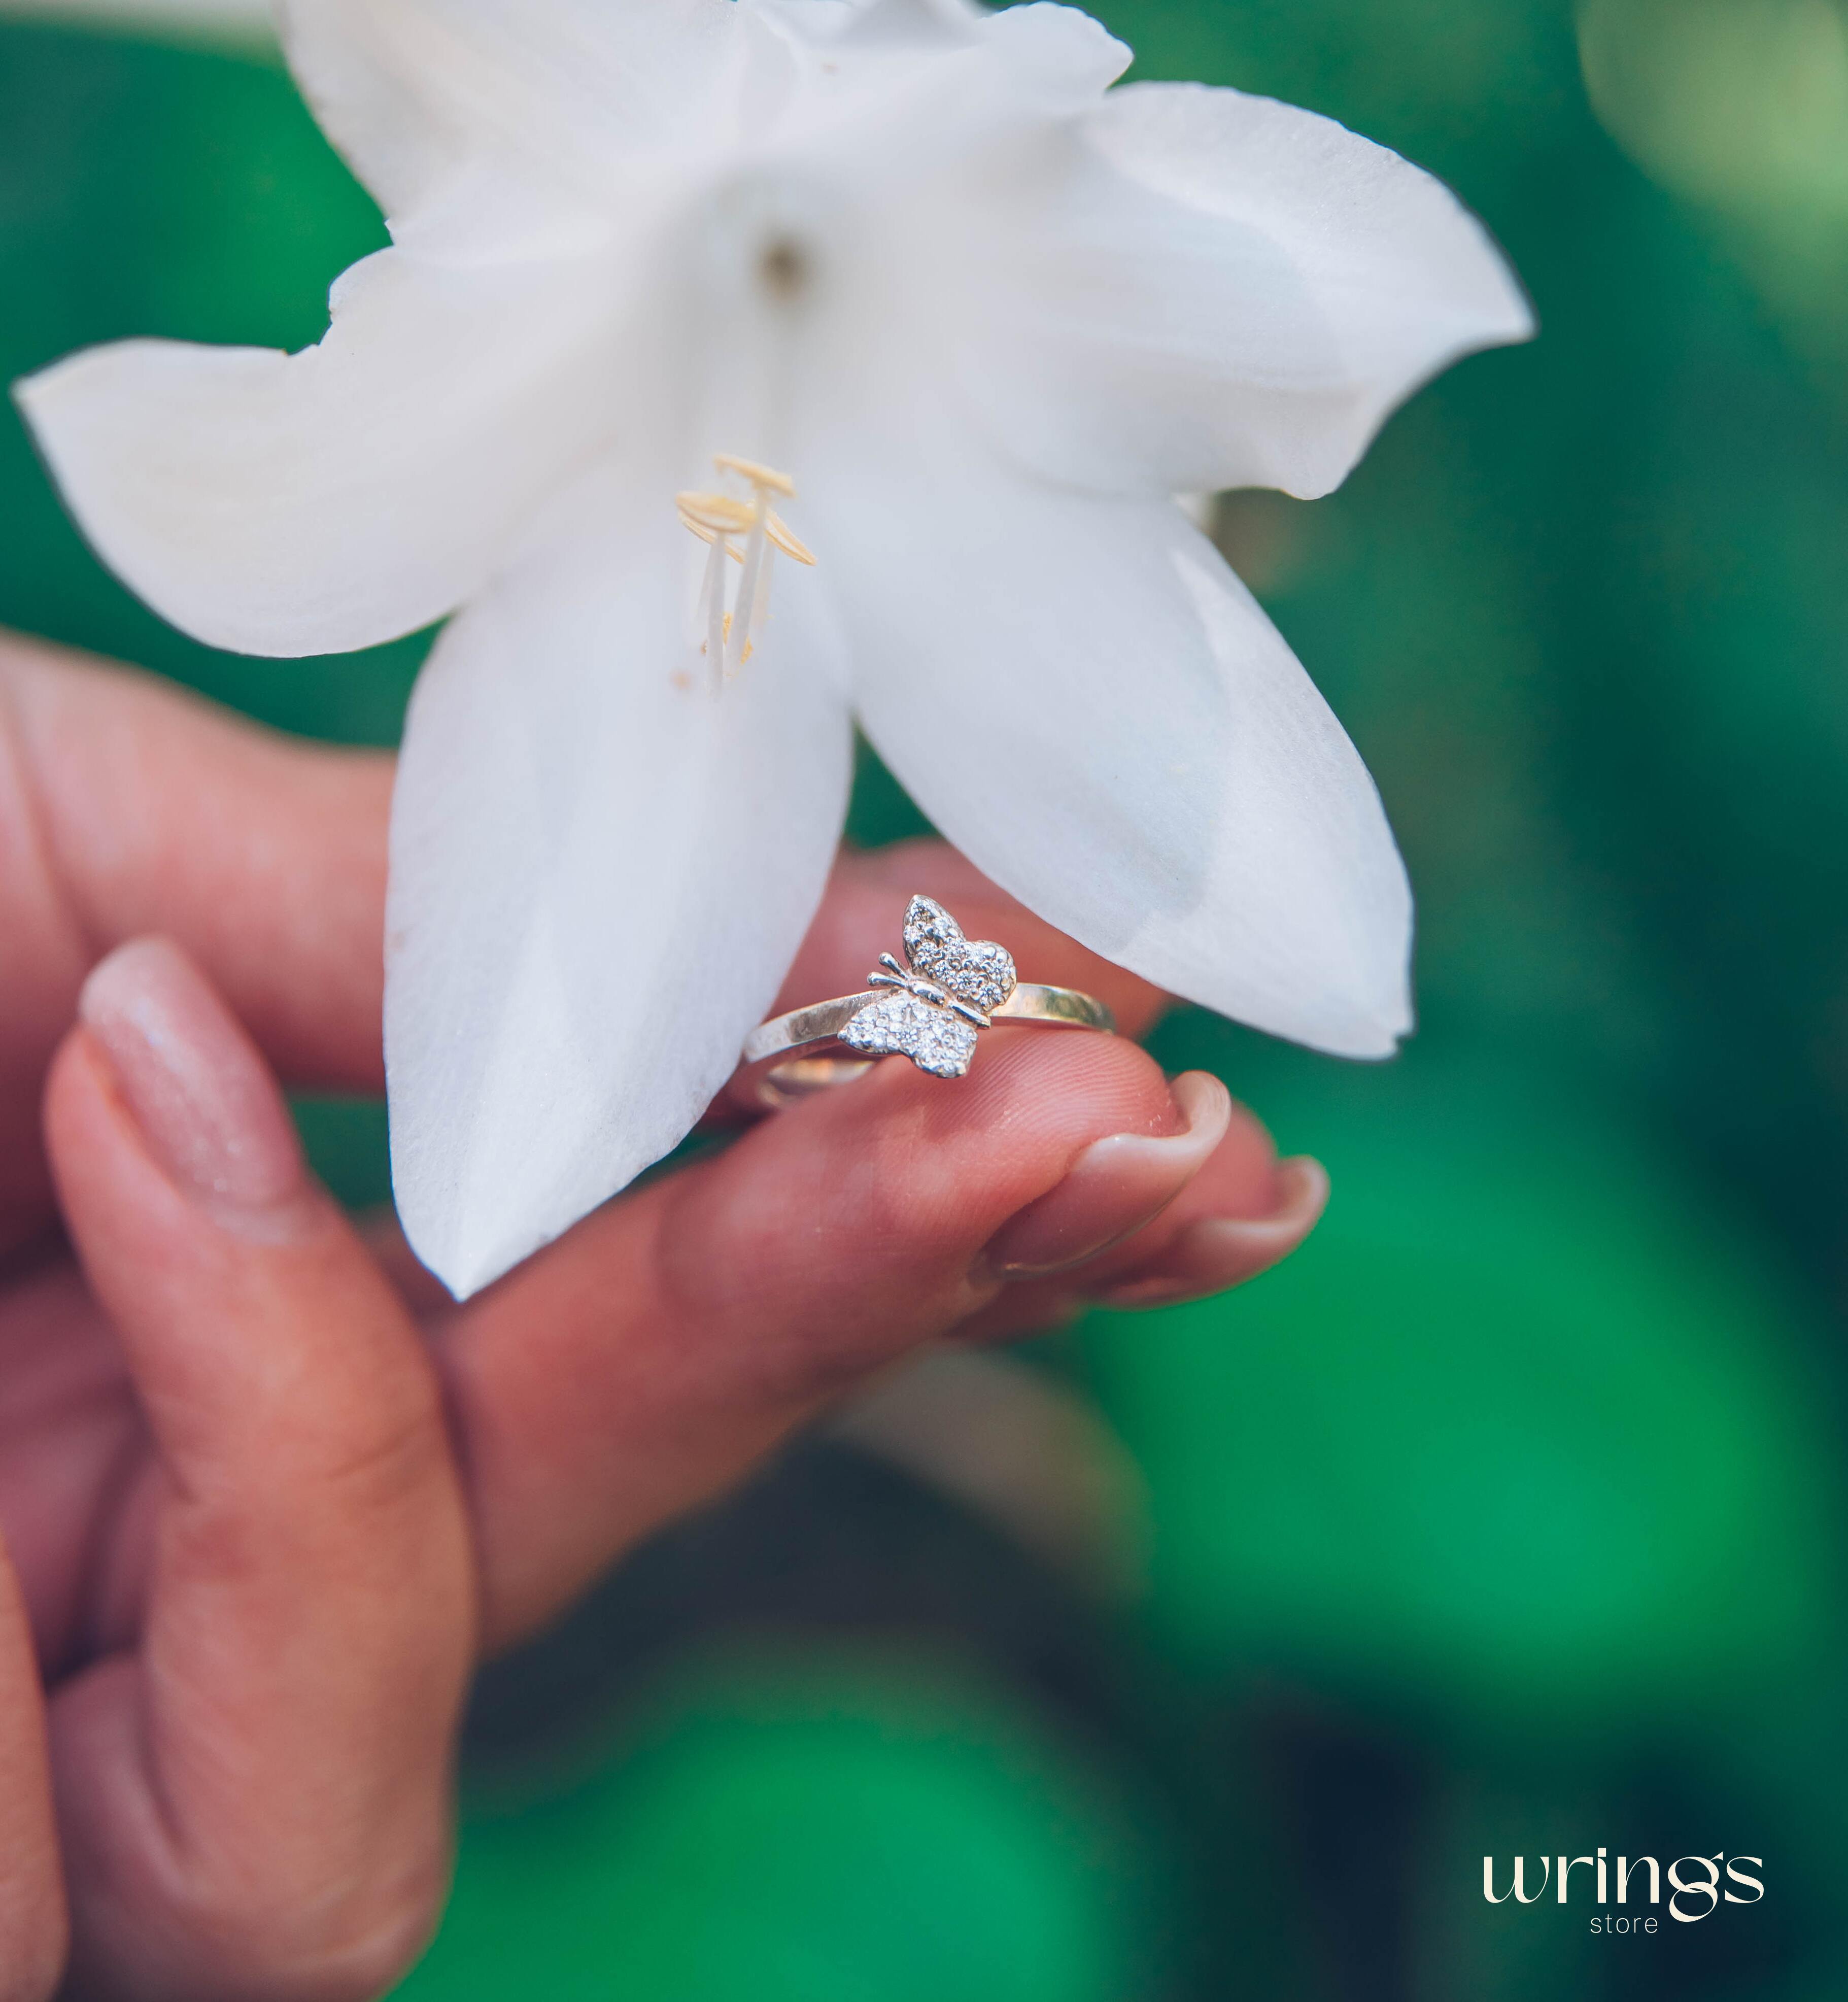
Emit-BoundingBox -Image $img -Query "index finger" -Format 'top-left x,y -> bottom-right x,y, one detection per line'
1,634 -> 391,1099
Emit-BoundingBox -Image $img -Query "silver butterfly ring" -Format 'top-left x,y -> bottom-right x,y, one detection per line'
736,896 -> 1115,1109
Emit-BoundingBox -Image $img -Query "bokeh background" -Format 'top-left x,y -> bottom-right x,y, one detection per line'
3,0 -> 1846,1993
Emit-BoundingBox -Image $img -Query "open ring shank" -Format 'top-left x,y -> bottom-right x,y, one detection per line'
737,983 -> 1116,1110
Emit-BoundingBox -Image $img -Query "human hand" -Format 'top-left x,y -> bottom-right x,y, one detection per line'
0,634 -> 1325,1997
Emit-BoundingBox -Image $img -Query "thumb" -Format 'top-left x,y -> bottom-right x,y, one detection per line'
42,939 -> 473,2001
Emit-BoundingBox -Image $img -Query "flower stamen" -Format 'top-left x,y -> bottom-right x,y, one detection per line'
676,454 -> 815,690
711,453 -> 795,496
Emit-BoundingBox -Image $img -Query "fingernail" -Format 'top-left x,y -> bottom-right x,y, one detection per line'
1097,1157 -> 1330,1308
79,937 -> 304,1212
981,1072 -> 1234,1278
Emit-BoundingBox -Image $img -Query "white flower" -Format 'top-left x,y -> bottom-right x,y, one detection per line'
17,0 -> 1533,1297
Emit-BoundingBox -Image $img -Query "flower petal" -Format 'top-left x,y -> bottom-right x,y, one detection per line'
798,0 -> 1129,101
279,0 -> 740,219
962,81 -> 1534,500
16,248 -> 623,658
976,2 -> 1130,104
387,467 -> 852,1299
814,445 -> 1411,1056
820,0 -> 979,50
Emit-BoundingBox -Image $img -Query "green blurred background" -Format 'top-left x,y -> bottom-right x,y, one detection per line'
3,0 -> 1845,1993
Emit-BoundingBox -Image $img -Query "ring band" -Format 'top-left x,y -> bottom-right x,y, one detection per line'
740,982 -> 1116,1108
737,894 -> 1115,1111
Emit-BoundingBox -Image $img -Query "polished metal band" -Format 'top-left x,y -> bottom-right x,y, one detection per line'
738,982 -> 1116,1110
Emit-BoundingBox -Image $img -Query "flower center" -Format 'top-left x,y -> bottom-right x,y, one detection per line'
758,236 -> 811,303
676,453 -> 816,690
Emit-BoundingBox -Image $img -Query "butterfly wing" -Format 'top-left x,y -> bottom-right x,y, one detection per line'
840,992 -> 979,1079
902,896 -> 1017,1014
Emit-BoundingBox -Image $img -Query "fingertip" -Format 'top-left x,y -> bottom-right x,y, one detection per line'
1099,1154 -> 1330,1308
42,942 -> 428,1472
75,936 -> 305,1215
980,1068 -> 1233,1277
40,1021 -> 187,1285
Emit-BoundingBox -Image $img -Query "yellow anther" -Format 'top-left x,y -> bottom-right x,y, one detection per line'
678,456 -> 814,688
678,487 -> 815,566
712,453 -> 796,497
765,513 -> 816,566
678,510 -> 747,562
677,491 -> 757,535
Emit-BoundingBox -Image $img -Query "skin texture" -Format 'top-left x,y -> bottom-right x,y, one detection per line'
0,632 -> 1326,2000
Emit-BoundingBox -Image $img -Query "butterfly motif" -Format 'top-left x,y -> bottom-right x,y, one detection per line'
839,896 -> 1018,1079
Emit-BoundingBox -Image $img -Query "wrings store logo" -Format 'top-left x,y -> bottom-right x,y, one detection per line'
1484,1851 -> 1764,1933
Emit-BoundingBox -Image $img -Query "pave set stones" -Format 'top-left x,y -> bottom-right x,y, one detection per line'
839,896 -> 1018,1080
841,990 -> 982,1078
900,895 -> 1016,1014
